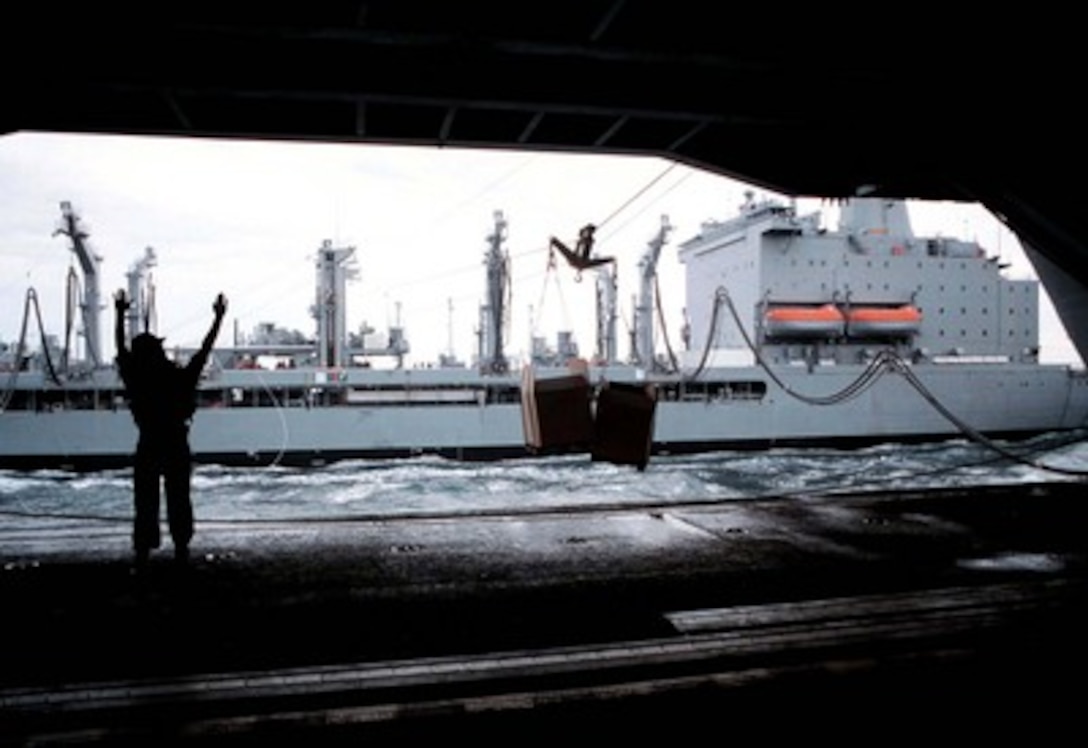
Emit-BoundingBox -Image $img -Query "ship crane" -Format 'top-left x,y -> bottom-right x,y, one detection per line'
53,201 -> 103,365
631,215 -> 672,369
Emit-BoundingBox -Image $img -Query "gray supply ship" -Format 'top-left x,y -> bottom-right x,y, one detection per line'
3,196 -> 1087,471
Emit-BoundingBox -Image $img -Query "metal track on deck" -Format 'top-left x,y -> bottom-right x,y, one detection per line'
2,579 -> 1080,743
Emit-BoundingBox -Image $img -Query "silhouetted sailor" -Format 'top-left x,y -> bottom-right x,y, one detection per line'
549,224 -> 614,271
114,289 -> 226,569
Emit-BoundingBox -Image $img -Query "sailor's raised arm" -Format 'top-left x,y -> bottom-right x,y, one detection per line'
193,293 -> 227,369
113,289 -> 130,358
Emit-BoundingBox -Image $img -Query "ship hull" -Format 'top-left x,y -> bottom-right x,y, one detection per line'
4,362 -> 1086,471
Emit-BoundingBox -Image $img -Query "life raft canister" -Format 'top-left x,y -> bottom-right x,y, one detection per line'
763,304 -> 845,338
846,305 -> 922,337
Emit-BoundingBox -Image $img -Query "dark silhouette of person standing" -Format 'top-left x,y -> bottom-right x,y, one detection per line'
114,289 -> 226,569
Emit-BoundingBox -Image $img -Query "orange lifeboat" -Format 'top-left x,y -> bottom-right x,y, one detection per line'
846,305 -> 922,337
763,304 -> 845,338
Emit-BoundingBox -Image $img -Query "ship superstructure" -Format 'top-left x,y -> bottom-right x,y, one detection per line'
679,193 -> 1038,370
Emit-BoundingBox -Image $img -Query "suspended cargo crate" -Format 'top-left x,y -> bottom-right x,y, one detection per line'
520,364 -> 594,453
591,381 -> 657,471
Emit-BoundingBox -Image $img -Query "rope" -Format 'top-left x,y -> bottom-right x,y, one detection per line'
250,366 -> 289,468
532,251 -> 556,336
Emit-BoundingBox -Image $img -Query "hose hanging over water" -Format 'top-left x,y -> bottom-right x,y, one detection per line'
708,285 -> 1088,477
654,274 -> 679,374
718,287 -> 894,405
1,288 -> 63,412
62,265 -> 102,369
888,357 -> 1088,477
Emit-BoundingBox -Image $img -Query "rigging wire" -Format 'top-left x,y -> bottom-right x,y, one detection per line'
532,161 -> 684,326
382,159 -> 688,349
595,161 -> 680,233
532,250 -> 574,339
597,169 -> 693,244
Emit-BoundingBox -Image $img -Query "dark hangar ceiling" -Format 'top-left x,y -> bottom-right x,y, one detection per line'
5,2 -> 1086,285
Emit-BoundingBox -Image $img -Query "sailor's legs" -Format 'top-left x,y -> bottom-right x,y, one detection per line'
163,458 -> 194,560
132,441 -> 194,565
132,457 -> 162,557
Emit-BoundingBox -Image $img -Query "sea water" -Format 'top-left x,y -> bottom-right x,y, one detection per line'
3,432 -> 1087,540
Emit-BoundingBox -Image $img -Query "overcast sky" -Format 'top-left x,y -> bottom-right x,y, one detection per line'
0,131 -> 1078,367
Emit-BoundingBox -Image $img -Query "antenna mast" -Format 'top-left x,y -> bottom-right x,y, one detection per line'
478,211 -> 509,373
313,239 -> 358,368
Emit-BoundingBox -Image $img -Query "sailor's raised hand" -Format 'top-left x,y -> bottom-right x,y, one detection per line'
114,289 -> 130,313
213,293 -> 227,318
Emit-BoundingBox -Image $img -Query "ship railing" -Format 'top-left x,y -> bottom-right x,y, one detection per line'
931,354 -> 1011,365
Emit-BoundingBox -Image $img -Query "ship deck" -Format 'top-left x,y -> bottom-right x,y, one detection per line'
2,481 -> 1086,743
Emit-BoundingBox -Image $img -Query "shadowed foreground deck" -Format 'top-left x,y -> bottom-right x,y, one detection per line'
2,482 -> 1086,744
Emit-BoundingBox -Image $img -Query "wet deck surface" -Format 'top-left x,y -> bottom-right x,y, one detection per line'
2,482 -> 1087,743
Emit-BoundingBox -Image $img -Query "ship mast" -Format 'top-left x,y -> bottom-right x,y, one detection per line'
632,215 -> 672,368
447,298 -> 455,360
439,298 -> 463,367
125,246 -> 157,340
53,202 -> 103,365
313,239 -> 358,369
594,263 -> 618,364
478,211 -> 509,373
